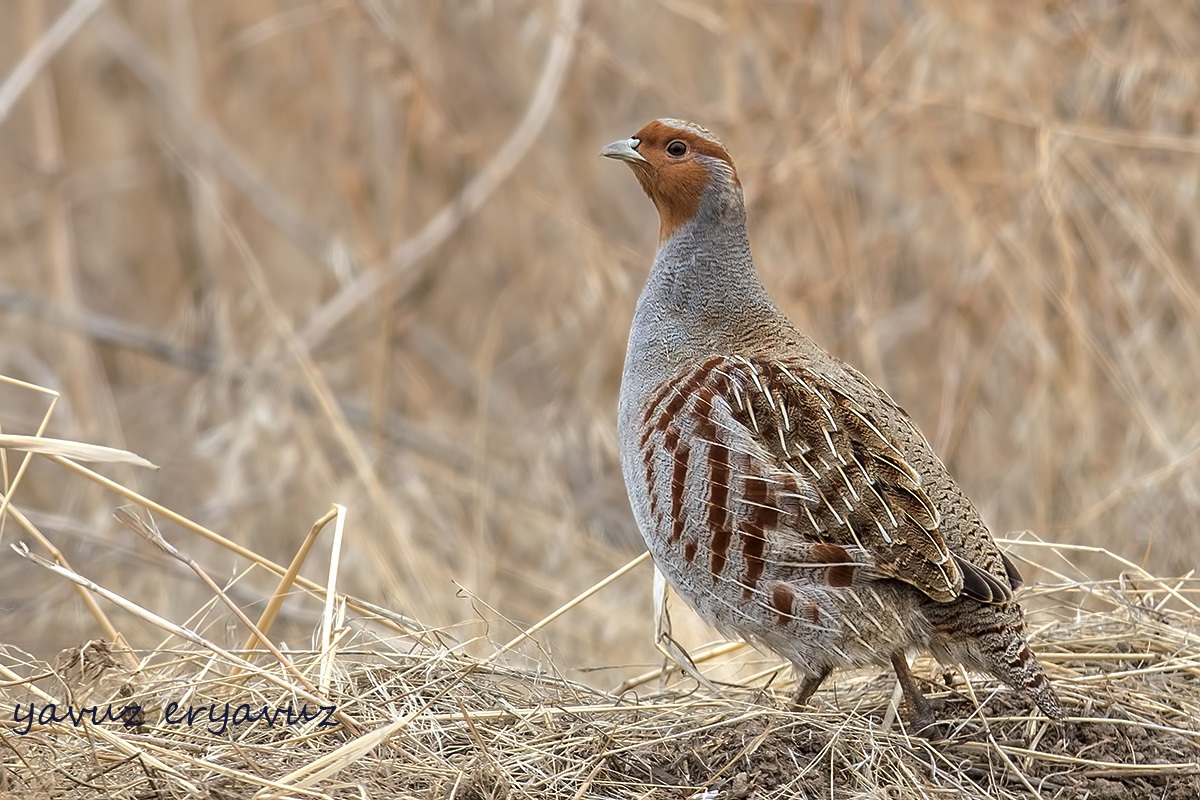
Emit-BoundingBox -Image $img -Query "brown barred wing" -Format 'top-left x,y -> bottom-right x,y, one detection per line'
716,355 -> 964,603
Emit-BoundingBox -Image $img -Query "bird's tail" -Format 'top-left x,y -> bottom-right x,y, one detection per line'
976,607 -> 1065,720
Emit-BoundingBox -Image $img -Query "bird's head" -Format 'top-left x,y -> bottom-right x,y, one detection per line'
601,119 -> 741,243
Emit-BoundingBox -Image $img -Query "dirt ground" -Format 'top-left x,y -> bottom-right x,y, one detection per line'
606,691 -> 1200,800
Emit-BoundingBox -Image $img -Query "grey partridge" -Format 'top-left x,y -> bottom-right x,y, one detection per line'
602,119 -> 1063,727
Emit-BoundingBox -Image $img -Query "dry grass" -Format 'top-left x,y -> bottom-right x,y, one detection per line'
1,0 -> 1198,657
0,438 -> 1197,798
1,0 -> 1200,796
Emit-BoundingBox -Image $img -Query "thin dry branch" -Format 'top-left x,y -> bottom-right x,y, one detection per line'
297,0 -> 584,351
0,0 -> 105,125
92,12 -> 342,266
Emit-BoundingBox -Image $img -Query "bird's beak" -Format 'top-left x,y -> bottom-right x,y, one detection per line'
600,137 -> 648,164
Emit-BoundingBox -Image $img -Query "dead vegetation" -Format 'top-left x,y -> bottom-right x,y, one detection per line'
0,447 -> 1196,798
2,0 -> 1200,797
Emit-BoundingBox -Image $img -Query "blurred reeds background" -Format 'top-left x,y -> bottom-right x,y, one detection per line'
1,0 -> 1198,684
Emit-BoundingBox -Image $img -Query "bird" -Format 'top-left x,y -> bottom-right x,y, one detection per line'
601,118 -> 1064,729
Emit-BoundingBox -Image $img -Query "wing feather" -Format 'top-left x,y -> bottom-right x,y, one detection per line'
723,357 -> 969,602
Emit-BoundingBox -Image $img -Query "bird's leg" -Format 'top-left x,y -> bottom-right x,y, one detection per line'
789,667 -> 832,710
890,652 -> 938,732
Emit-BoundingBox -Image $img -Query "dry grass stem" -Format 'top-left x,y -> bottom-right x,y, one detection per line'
242,506 -> 339,655
3,1 -> 1200,796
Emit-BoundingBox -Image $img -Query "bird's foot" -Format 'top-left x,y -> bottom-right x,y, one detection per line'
909,694 -> 945,738
891,652 -> 946,738
788,668 -> 832,712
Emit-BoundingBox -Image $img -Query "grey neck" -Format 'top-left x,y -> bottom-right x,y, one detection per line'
627,188 -> 785,369
648,194 -> 777,328
653,198 -> 760,309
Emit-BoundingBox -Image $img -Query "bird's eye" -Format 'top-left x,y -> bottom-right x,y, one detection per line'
666,140 -> 688,157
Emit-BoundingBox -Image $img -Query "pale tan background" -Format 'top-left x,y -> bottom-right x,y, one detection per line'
1,1 -> 1197,684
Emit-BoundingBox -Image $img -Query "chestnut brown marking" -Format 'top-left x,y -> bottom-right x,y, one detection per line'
667,359 -> 710,412
643,448 -> 659,521
801,602 -> 821,625
708,364 -> 731,394
693,385 -> 718,423
623,121 -> 741,242
741,476 -> 781,533
742,475 -> 779,525
810,543 -> 851,563
642,363 -> 706,444
683,539 -> 697,563
708,443 -> 732,579
741,525 -> 779,572
669,442 -> 690,544
769,583 -> 795,626
656,361 -> 715,433
641,373 -> 683,428
825,565 -> 855,588
739,476 -> 779,600
663,426 -> 680,454
810,543 -> 855,587
692,383 -> 719,447
742,530 -> 767,598
638,422 -> 654,452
